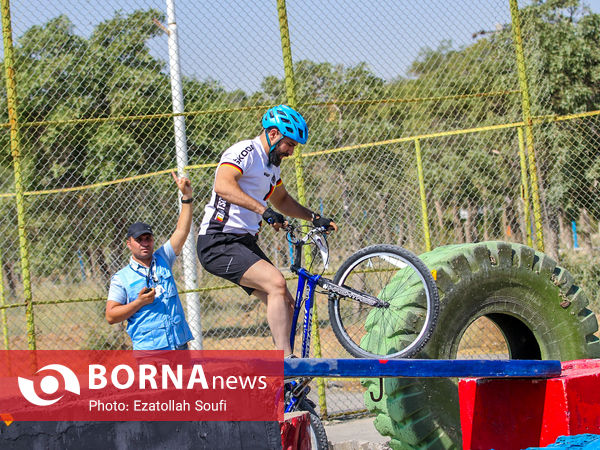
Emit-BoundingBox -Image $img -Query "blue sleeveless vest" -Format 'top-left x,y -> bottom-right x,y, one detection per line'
116,250 -> 193,350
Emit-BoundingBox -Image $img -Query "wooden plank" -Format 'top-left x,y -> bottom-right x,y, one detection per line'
284,358 -> 562,378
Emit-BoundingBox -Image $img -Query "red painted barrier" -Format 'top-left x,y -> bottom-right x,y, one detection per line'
459,359 -> 600,450
280,411 -> 311,450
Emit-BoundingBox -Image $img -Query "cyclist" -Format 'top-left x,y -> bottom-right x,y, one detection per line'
197,104 -> 337,357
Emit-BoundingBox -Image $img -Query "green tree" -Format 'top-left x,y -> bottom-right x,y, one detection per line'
0,10 -> 230,284
519,0 -> 600,254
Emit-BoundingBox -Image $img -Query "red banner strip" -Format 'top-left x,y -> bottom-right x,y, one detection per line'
0,350 -> 283,422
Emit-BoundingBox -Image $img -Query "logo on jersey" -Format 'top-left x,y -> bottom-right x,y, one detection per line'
233,145 -> 253,165
211,196 -> 229,226
216,197 -> 228,221
216,197 -> 227,211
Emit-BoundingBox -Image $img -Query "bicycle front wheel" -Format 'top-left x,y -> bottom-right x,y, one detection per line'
297,398 -> 328,450
329,245 -> 439,358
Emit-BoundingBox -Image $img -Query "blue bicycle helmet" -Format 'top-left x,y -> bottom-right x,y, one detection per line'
262,105 -> 308,145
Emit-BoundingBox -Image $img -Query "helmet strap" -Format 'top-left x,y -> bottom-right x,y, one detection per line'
265,129 -> 284,167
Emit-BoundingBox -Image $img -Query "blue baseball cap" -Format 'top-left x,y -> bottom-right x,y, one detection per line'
127,222 -> 153,239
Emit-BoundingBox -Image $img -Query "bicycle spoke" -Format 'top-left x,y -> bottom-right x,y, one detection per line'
329,245 -> 439,358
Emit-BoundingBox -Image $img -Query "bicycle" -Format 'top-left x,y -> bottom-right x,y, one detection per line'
282,221 -> 440,449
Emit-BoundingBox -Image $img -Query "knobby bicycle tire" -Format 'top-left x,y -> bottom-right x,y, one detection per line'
297,399 -> 329,450
328,244 -> 440,358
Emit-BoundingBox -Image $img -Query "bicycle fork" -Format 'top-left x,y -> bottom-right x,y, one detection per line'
289,268 -> 321,357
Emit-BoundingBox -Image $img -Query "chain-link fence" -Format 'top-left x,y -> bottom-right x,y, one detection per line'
1,0 -> 600,418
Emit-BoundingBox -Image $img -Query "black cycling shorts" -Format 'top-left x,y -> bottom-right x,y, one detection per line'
196,232 -> 272,296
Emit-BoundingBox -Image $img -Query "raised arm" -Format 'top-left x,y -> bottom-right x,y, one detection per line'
170,171 -> 194,255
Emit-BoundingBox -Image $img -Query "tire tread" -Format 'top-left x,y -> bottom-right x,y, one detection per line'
363,241 -> 600,448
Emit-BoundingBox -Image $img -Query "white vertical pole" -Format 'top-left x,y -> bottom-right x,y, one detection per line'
166,0 -> 202,349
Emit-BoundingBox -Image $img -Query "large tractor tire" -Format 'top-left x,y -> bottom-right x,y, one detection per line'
363,241 -> 600,449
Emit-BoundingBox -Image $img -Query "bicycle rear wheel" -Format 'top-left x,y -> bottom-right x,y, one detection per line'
329,244 -> 439,358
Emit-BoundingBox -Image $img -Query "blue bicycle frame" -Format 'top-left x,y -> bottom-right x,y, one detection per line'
284,229 -> 324,413
289,267 -> 321,358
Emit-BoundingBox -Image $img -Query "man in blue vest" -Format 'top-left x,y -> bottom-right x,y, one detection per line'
105,171 -> 195,350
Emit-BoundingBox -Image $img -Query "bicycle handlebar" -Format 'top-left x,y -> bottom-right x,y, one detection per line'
284,221 -> 332,270
283,222 -> 329,246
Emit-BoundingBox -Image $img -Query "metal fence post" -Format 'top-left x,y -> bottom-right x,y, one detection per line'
414,139 -> 432,252
1,0 -> 35,350
517,127 -> 533,247
509,0 -> 544,251
0,252 -> 8,350
165,0 -> 203,350
277,0 -> 328,418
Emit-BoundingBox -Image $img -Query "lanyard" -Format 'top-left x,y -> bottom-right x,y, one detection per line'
129,258 -> 158,288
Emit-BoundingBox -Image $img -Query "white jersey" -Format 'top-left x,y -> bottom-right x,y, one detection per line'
199,137 -> 282,236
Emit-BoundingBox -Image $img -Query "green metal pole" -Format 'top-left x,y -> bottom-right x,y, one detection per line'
517,127 -> 533,247
2,0 -> 35,349
276,0 -> 328,418
414,139 -> 431,251
509,0 -> 544,251
276,0 -> 306,204
0,252 -> 8,350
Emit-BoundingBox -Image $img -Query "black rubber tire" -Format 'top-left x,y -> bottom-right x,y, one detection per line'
362,241 -> 600,449
297,398 -> 329,450
329,244 -> 440,358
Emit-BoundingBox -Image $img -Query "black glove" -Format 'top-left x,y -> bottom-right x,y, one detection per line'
312,213 -> 335,230
262,207 -> 285,225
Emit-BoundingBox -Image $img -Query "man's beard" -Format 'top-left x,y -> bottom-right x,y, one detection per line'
269,149 -> 283,167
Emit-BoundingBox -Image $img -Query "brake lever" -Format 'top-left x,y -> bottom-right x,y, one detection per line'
284,222 -> 298,244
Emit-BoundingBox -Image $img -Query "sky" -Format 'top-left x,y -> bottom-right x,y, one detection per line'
4,0 -> 600,93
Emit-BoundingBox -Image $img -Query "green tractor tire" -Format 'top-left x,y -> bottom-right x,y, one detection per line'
363,241 -> 600,449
